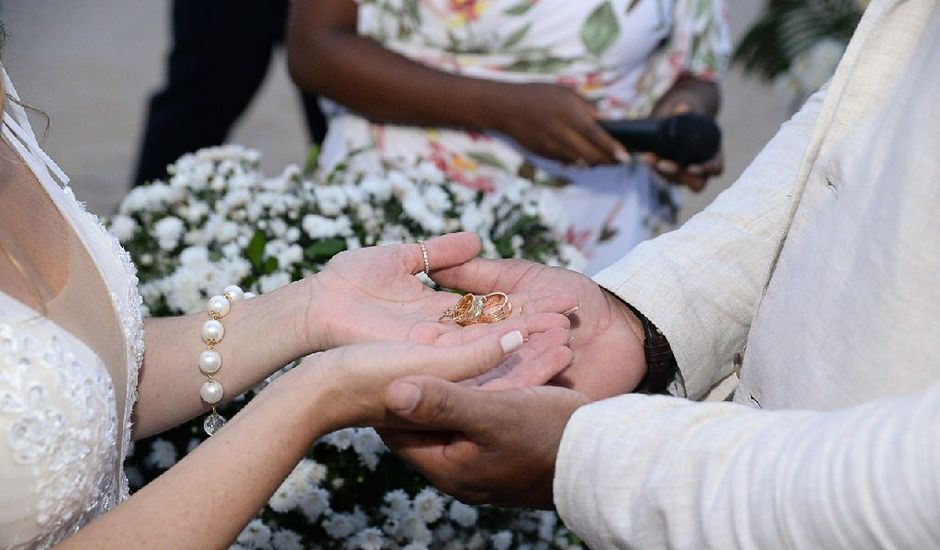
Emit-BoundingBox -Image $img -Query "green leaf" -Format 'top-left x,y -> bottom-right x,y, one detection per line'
304,143 -> 321,174
466,151 -> 509,170
305,238 -> 347,260
580,1 -> 620,57
262,257 -> 279,275
246,231 -> 267,270
504,56 -> 573,74
501,22 -> 531,50
404,0 -> 421,24
502,0 -> 534,16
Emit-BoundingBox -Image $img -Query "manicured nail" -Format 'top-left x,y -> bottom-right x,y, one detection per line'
500,331 -> 524,353
564,306 -> 580,316
387,382 -> 422,414
614,149 -> 630,163
687,164 -> 703,175
656,160 -> 679,175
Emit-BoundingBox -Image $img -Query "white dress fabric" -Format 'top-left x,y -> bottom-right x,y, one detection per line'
0,71 -> 144,548
554,0 -> 940,547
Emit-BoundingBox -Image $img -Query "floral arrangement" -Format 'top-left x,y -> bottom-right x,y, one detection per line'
112,145 -> 584,549
733,0 -> 865,104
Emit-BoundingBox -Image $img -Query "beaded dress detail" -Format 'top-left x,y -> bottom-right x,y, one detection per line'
0,70 -> 143,548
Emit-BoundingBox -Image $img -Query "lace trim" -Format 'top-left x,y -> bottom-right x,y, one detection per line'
60,186 -> 145,502
0,324 -> 119,549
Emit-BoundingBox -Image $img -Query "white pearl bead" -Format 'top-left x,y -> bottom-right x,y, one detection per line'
200,380 -> 224,404
202,319 -> 225,343
223,285 -> 244,301
207,295 -> 231,318
243,292 -> 256,300
199,350 -> 222,374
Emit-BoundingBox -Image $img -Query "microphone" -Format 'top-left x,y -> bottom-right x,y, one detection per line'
599,114 -> 721,166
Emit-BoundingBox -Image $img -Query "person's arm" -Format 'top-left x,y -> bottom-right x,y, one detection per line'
132,233 -> 577,438
555,381 -> 940,549
58,330 -> 532,548
594,85 -> 830,399
382,372 -> 940,549
285,0 -> 625,165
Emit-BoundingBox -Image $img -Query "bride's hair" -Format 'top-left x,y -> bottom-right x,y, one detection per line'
0,21 -> 50,317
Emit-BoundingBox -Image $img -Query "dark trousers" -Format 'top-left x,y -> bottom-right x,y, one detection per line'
132,0 -> 326,185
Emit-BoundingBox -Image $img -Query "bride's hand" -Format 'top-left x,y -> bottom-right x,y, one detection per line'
296,326 -> 572,431
300,232 -> 578,369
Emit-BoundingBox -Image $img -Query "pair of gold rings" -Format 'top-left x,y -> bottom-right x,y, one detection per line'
440,292 -> 512,326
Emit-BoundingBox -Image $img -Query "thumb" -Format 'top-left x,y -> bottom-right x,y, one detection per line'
386,376 -> 494,439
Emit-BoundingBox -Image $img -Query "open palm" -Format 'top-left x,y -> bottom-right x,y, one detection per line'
428,255 -> 646,398
303,233 -> 579,386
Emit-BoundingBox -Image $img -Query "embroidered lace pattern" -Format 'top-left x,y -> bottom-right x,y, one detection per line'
60,186 -> 146,501
0,324 -> 118,549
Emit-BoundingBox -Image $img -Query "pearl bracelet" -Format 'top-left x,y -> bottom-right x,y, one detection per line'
200,284 -> 254,435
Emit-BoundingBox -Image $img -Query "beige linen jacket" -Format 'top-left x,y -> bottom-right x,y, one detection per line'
555,0 -> 940,547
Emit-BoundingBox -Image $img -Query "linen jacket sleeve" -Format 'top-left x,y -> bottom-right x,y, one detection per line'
593,86 -> 828,399
554,381 -> 940,549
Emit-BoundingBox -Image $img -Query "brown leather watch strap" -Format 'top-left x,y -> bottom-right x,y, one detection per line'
626,304 -> 678,394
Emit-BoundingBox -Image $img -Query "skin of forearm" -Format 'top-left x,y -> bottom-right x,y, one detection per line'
133,279 -> 316,439
287,20 -> 508,131
58,365 -> 333,549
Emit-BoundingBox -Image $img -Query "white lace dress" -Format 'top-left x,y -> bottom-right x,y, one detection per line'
0,71 -> 144,548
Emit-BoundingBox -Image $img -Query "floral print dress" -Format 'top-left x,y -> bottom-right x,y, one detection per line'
319,0 -> 730,273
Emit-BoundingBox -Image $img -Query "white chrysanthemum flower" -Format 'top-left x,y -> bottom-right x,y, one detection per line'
352,428 -> 386,471
401,543 -> 429,550
259,272 -> 291,293
153,216 -> 185,251
433,523 -> 455,542
538,511 -> 558,541
270,528 -> 304,550
323,428 -> 354,451
145,438 -> 177,470
382,489 -> 411,521
236,519 -> 272,549
413,488 -> 445,524
109,215 -> 138,242
400,515 -> 432,545
299,487 -> 331,523
314,185 -> 349,216
292,458 -> 328,487
447,501 -> 478,528
268,475 -> 301,513
466,532 -> 486,550
491,531 -> 513,550
351,527 -> 384,550
323,513 -> 357,539
360,175 -> 393,201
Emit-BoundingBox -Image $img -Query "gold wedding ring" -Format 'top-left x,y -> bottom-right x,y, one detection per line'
479,292 -> 512,323
417,240 -> 430,275
440,292 -> 512,326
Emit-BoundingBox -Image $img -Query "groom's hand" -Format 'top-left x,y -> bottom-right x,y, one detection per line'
382,376 -> 590,508
431,257 -> 647,399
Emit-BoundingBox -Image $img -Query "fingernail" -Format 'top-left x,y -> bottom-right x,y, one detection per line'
564,306 -> 580,316
500,330 -> 524,353
614,149 -> 630,163
387,382 -> 421,414
687,165 -> 703,175
656,160 -> 678,175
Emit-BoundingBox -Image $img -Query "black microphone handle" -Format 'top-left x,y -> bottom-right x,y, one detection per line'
597,118 -> 664,154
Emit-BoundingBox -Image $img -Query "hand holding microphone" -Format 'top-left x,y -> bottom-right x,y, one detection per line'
598,113 -> 721,167
600,111 -> 723,192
